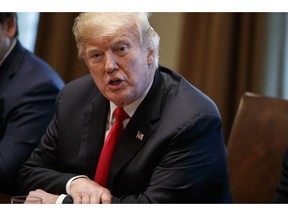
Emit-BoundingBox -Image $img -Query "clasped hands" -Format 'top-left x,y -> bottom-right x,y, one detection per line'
27,178 -> 112,204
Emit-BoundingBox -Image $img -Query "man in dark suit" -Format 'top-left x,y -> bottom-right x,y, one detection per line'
0,13 -> 64,195
18,12 -> 232,203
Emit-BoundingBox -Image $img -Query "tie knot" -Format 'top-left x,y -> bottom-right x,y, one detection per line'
113,107 -> 129,123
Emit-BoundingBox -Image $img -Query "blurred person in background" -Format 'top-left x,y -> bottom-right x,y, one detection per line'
0,13 -> 64,195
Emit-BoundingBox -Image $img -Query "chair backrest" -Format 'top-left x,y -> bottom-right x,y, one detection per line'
227,92 -> 288,203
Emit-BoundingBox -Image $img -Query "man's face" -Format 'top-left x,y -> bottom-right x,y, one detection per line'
83,28 -> 155,107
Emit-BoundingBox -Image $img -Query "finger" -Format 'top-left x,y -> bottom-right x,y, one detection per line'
89,193 -> 100,204
35,189 -> 45,193
72,196 -> 82,204
101,192 -> 112,204
26,196 -> 42,204
81,194 -> 90,204
28,190 -> 37,196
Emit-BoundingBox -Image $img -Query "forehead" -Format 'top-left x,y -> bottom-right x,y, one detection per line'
85,30 -> 140,50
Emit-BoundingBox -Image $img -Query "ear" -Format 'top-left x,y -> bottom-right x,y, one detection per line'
5,16 -> 17,38
147,49 -> 155,65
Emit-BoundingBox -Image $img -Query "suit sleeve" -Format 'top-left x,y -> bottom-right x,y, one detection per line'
17,91 -> 77,195
0,81 -> 61,194
112,114 -> 231,203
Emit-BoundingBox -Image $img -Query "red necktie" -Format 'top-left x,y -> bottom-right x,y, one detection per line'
94,107 -> 129,186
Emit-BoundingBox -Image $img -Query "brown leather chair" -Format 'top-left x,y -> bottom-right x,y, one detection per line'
227,92 -> 288,203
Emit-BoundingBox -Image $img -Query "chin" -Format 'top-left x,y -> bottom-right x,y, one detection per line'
108,93 -> 134,106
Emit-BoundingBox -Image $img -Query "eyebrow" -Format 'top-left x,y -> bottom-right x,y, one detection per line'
86,47 -> 101,55
85,35 -> 133,54
110,37 -> 131,48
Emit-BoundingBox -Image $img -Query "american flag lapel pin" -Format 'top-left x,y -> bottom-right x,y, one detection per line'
136,130 -> 144,141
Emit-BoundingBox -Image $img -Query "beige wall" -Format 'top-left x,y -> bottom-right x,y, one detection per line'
150,13 -> 185,72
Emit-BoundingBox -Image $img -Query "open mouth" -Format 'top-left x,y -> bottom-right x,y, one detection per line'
109,79 -> 122,86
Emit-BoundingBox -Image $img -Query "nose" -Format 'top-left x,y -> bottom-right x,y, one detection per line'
104,52 -> 118,74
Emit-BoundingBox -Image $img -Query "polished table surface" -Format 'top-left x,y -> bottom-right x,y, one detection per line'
0,192 -> 11,203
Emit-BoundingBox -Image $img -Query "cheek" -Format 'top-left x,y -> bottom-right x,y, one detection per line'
132,70 -> 151,91
87,62 -> 103,78
127,56 -> 151,82
126,60 -> 148,81
89,69 -> 105,88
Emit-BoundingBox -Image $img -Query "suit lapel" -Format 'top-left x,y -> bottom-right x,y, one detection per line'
78,92 -> 109,178
107,70 -> 165,188
0,41 -> 22,87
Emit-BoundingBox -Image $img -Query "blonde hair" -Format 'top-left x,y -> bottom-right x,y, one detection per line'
73,12 -> 160,67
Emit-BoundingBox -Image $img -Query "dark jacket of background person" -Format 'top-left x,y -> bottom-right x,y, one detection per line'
18,66 -> 232,203
0,40 -> 64,194
274,149 -> 288,203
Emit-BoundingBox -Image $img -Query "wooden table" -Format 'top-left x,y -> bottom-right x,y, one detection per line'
0,192 -> 11,203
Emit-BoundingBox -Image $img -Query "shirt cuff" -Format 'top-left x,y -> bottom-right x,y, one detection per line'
56,194 -> 67,204
66,175 -> 89,195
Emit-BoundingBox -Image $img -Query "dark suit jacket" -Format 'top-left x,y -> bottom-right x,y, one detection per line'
18,66 -> 232,203
274,149 -> 288,203
0,41 -> 64,195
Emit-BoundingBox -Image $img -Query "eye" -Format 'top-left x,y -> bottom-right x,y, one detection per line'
88,52 -> 104,63
92,52 -> 102,58
116,44 -> 129,56
119,45 -> 128,52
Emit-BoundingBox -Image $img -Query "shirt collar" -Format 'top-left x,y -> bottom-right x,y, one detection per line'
0,39 -> 17,67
